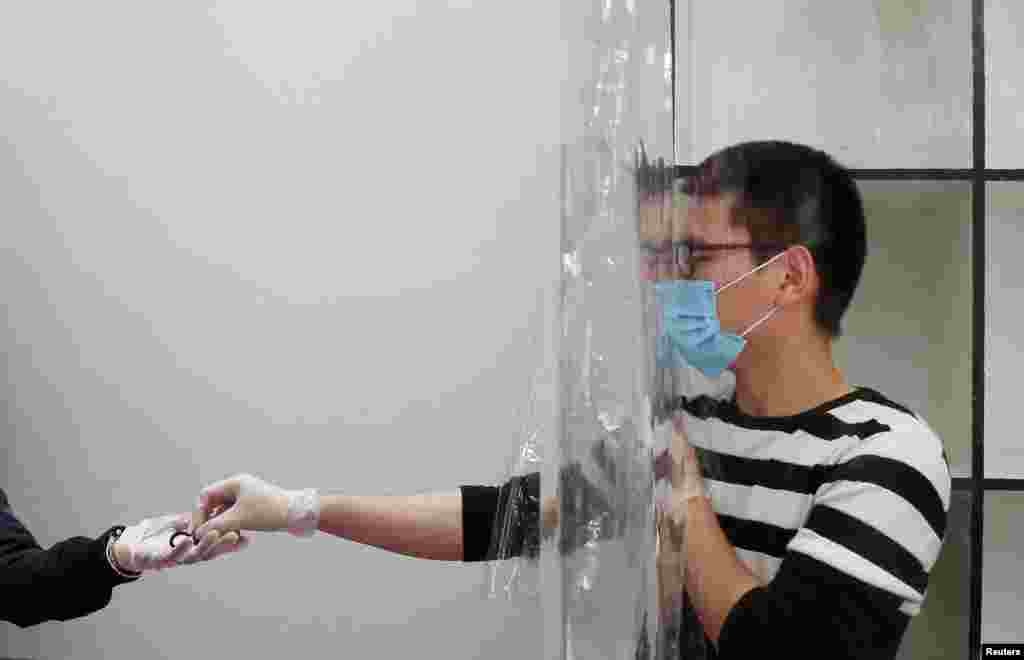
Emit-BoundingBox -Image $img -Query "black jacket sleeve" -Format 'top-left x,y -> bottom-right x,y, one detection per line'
460,472 -> 540,562
0,488 -> 139,628
460,462 -> 620,562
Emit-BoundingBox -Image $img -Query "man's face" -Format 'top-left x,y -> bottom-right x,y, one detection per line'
684,195 -> 781,337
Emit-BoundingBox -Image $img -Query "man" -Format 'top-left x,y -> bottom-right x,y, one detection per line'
0,486 -> 245,627
188,141 -> 950,659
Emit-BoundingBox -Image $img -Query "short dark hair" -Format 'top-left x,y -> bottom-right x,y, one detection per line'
683,140 -> 866,338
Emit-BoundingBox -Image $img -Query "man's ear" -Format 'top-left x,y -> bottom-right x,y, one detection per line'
779,245 -> 818,304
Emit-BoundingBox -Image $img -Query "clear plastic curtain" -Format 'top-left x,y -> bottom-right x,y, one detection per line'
482,2 -> 684,658
548,1 -> 679,658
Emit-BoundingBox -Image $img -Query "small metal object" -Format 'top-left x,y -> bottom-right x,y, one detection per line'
171,503 -> 215,548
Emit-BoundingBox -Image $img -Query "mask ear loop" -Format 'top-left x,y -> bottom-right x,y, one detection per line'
739,305 -> 779,338
717,249 -> 788,338
715,249 -> 788,294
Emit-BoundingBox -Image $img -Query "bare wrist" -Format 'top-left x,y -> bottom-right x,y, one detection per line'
106,536 -> 141,578
113,542 -> 131,571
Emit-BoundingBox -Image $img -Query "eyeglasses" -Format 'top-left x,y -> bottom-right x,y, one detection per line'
643,240 -> 788,279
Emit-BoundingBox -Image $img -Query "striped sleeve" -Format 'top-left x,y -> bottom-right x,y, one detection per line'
785,420 -> 951,616
717,550 -> 911,659
718,421 -> 950,658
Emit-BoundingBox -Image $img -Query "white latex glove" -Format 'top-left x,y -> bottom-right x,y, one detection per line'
653,415 -> 708,511
113,513 -> 246,573
653,416 -> 704,620
193,473 -> 319,538
670,414 -> 707,503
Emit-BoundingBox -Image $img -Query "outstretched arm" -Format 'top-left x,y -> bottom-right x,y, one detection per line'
192,473 -> 559,562
317,492 -> 463,560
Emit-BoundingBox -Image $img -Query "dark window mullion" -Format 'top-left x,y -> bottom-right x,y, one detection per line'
670,0 -> 677,164
674,166 -> 1024,181
970,0 -> 986,658
953,478 -> 1024,492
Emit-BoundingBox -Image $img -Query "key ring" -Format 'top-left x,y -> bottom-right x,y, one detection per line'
170,531 -> 198,548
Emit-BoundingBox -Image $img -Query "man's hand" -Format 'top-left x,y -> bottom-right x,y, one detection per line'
113,513 -> 245,573
656,507 -> 685,621
654,414 -> 707,504
192,474 -> 319,538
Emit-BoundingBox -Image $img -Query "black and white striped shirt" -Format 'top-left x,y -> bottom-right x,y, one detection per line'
673,386 -> 950,616
666,386 -> 951,658
461,386 -> 951,659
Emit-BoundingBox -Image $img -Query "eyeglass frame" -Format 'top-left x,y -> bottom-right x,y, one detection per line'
643,240 -> 790,278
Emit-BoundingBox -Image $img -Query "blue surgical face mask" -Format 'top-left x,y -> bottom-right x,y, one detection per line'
654,251 -> 786,378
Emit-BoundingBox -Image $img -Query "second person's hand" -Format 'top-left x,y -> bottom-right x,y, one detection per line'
113,513 -> 245,573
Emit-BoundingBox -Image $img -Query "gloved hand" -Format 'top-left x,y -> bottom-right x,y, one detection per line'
192,474 -> 320,538
112,513 -> 246,573
653,416 -> 700,623
654,414 -> 707,504
656,506 -> 685,622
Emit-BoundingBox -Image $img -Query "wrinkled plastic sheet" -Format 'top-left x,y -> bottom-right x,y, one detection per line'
482,1 -> 698,658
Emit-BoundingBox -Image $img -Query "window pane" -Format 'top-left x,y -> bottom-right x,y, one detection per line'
986,184 -> 1024,478
895,490 -> 971,660
983,492 -> 1024,645
675,0 -> 972,167
836,182 -> 972,477
986,0 -> 1024,168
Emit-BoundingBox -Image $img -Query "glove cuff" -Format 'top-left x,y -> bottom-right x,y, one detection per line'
104,526 -> 143,579
286,488 -> 320,537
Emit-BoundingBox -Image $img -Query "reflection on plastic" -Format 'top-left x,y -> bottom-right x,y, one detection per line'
482,0 -> 699,657
546,0 -> 683,657
548,35 -> 682,660
552,135 -> 664,659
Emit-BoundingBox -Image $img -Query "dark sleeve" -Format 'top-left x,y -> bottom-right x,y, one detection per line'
716,551 -> 910,660
0,489 -> 139,628
460,471 -> 540,562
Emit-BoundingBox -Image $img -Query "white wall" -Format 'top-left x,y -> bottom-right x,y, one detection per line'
675,0 -> 972,168
839,181 -> 973,480
983,492 -> 1024,644
987,0 -> 1024,168
2,1 -> 673,658
986,184 -> 1024,479
0,2 -> 618,659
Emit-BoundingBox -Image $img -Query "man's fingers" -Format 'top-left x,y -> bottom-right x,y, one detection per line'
206,532 -> 247,560
217,534 -> 250,558
230,534 -> 250,553
197,476 -> 244,515
194,476 -> 244,537
212,530 -> 240,553
173,513 -> 191,531
190,506 -> 209,536
192,530 -> 237,562
179,529 -> 222,565
194,504 -> 240,538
